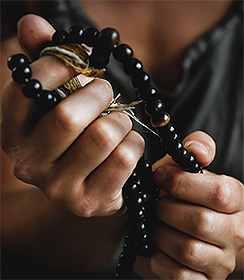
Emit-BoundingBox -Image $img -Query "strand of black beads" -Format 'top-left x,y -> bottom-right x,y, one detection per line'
112,44 -> 202,173
40,25 -> 101,52
116,157 -> 159,278
8,53 -> 61,111
44,26 -> 119,71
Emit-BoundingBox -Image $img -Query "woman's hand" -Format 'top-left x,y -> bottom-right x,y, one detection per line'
1,14 -> 144,217
151,131 -> 244,279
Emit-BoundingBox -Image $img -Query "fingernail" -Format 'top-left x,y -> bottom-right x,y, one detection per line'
184,140 -> 209,156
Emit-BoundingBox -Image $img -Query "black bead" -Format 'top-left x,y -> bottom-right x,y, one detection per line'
52,30 -> 69,45
136,238 -> 155,257
12,65 -> 32,84
127,205 -> 147,222
131,70 -> 150,90
113,44 -> 133,63
82,27 -> 100,47
145,97 -> 165,118
123,230 -> 137,251
139,85 -> 159,102
123,57 -> 143,76
7,54 -> 29,71
161,123 -> 181,145
68,25 -> 84,43
89,49 -> 110,69
22,79 -> 42,98
98,27 -> 120,52
34,90 -> 61,111
117,251 -> 136,266
122,176 -> 141,198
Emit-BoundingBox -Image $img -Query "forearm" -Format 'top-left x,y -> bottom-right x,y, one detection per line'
1,178 -> 128,275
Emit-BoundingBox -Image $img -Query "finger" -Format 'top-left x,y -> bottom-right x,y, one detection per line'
156,195 -> 232,247
183,131 -> 216,167
17,14 -> 55,60
154,223 -> 234,279
150,250 -> 208,280
51,130 -> 144,217
54,112 -> 133,181
83,130 -> 145,216
153,131 -> 216,171
27,78 -> 113,164
154,165 -> 244,213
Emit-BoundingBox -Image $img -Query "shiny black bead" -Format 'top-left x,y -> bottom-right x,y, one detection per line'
89,50 -> 110,69
12,65 -> 32,84
136,238 -> 155,257
52,30 -> 68,44
122,176 -> 141,197
22,79 -> 42,98
113,44 -> 133,63
145,97 -> 165,118
139,85 -> 159,102
117,251 -> 136,266
178,152 -> 198,170
123,235 -> 136,252
116,250 -> 136,277
34,90 -> 61,111
131,70 -> 150,90
68,25 -> 84,43
98,28 -> 120,52
159,123 -> 182,155
82,27 -> 100,47
123,58 -> 143,76
7,54 -> 29,71
128,205 -> 147,222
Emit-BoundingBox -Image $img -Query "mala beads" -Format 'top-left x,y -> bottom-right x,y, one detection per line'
8,24 -> 202,278
7,53 -> 61,111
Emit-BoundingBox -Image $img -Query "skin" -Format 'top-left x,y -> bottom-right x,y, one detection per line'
1,2 -> 244,278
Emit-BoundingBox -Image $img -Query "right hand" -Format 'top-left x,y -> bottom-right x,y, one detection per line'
1,14 -> 144,217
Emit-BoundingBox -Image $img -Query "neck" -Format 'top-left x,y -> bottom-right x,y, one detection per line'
81,0 -> 233,90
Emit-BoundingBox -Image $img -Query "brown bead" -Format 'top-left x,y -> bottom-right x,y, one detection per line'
151,112 -> 171,128
99,28 -> 120,51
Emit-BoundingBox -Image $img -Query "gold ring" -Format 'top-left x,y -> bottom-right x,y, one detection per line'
55,76 -> 82,99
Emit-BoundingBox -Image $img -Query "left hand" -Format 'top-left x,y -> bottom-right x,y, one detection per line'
151,131 -> 244,279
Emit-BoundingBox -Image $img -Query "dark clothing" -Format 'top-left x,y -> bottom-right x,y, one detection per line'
1,1 -> 243,279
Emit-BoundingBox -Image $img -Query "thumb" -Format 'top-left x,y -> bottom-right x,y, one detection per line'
153,130 -> 216,171
17,14 -> 55,61
183,131 -> 216,168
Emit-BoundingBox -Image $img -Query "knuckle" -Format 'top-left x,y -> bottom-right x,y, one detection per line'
53,102 -> 82,134
180,239 -> 200,266
192,210 -> 213,237
213,175 -> 233,209
47,184 -> 97,218
13,158 -> 33,183
88,121 -> 115,150
67,200 -> 95,218
112,145 -> 138,171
